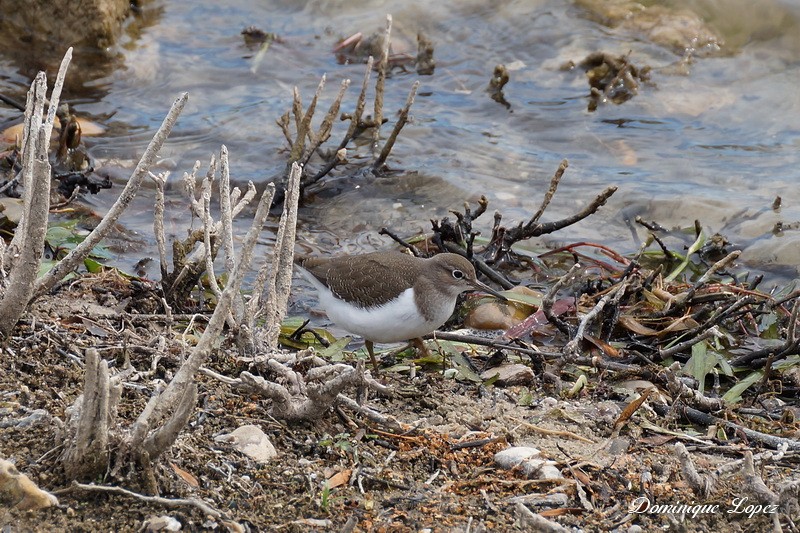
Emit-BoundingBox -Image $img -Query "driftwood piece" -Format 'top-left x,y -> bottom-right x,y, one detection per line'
150,171 -> 171,282
163,150 -> 258,304
0,50 -> 71,336
256,162 -> 301,349
651,403 -> 800,451
61,348 -> 117,479
371,14 -> 392,157
742,451 -> 779,505
673,442 -> 713,498
233,361 -> 389,422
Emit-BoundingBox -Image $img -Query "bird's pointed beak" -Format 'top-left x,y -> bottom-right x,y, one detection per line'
470,279 -> 508,301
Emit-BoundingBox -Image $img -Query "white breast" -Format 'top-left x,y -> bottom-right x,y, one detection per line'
311,282 -> 456,343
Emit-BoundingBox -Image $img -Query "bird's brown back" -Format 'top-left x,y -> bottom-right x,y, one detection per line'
296,251 -> 425,309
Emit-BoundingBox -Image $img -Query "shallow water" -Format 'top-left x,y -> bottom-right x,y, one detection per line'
1,0 -> 799,286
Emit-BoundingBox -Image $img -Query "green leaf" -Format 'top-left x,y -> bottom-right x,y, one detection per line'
518,390 -> 534,406
483,373 -> 500,387
665,230 -> 706,282
45,226 -> 75,246
759,312 -> 779,339
278,316 -> 338,348
281,316 -> 309,331
89,245 -> 114,260
683,340 -> 716,393
448,350 -> 482,382
0,197 -> 25,226
319,336 -> 352,362
38,259 -> 57,278
414,354 -> 445,365
501,291 -> 543,307
722,371 -> 764,404
382,363 -> 415,373
713,351 -> 734,377
772,355 -> 800,371
84,257 -> 104,273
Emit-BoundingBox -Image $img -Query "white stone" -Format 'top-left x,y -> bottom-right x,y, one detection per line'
494,446 -> 563,480
495,446 -> 541,468
143,515 -> 182,532
480,364 -> 535,386
215,425 -> 277,463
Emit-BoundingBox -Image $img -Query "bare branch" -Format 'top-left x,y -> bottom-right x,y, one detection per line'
530,159 -> 568,224
0,72 -> 51,337
673,442 -> 713,498
742,451 -> 779,504
201,176 -> 221,298
503,185 -> 618,246
374,80 -> 419,170
219,147 -> 236,284
61,348 -> 114,480
372,14 -> 392,155
301,79 -> 351,169
287,76 -> 325,167
142,384 -> 198,459
150,171 -> 170,281
35,92 -> 189,297
563,278 -> 630,357
259,162 -> 301,349
542,263 -> 582,336
59,482 -> 225,520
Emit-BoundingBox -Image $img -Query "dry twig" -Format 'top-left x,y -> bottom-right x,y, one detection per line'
57,481 -> 226,520
673,442 -> 713,497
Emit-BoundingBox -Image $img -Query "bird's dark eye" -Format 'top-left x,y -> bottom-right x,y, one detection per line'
452,269 -> 465,280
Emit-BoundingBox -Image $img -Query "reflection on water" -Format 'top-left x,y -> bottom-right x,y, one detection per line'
0,0 -> 799,283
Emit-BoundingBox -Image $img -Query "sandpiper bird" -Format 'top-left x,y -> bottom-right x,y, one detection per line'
295,251 -> 506,370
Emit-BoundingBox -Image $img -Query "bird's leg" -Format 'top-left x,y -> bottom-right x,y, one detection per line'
410,337 -> 431,357
365,340 -> 380,372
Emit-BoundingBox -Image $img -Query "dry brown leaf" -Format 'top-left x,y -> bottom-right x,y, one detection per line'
540,508 -> 579,517
170,462 -> 199,487
659,315 -> 700,336
618,316 -> 659,336
326,468 -> 352,489
583,335 -> 619,357
1,116 -> 105,144
571,468 -> 592,487
613,387 -> 653,433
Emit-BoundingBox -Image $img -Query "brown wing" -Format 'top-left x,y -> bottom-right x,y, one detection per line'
299,252 -> 419,308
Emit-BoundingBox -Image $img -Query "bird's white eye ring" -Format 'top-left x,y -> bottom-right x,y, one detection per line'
452,269 -> 465,280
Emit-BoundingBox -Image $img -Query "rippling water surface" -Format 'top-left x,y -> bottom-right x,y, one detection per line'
1,0 -> 799,285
